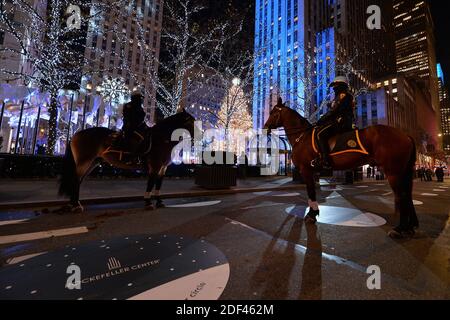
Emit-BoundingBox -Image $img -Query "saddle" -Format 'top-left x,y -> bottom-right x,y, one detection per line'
312,128 -> 368,156
106,125 -> 153,163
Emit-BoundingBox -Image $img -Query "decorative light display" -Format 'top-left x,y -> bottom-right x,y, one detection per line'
97,77 -> 130,105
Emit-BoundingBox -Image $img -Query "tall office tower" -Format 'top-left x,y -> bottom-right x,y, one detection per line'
253,0 -> 396,129
393,0 -> 440,113
437,64 -> 450,154
81,0 -> 163,123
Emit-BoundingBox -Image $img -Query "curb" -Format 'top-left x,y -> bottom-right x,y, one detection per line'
0,184 -> 307,210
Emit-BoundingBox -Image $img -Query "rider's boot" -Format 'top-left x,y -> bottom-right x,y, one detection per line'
312,138 -> 332,170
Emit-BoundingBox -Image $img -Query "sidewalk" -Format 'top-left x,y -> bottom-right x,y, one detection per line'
0,176 -> 304,209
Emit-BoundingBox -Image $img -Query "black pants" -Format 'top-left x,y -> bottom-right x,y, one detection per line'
316,122 -> 340,158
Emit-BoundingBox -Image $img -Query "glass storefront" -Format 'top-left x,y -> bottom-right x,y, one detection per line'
0,84 -> 124,155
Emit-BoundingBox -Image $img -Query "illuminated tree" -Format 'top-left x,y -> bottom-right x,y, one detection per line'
0,0 -> 125,154
216,81 -> 252,153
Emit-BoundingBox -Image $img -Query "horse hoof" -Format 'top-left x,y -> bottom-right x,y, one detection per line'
305,215 -> 317,224
388,229 -> 403,239
71,206 -> 84,214
388,228 -> 415,239
145,204 -> 155,211
156,202 -> 165,209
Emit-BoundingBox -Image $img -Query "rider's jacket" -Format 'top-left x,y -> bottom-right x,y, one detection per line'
317,91 -> 355,131
123,100 -> 146,136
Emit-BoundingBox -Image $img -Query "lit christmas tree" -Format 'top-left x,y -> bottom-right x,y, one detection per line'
216,79 -> 253,153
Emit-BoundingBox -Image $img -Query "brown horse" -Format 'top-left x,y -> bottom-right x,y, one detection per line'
264,103 -> 418,238
58,109 -> 195,212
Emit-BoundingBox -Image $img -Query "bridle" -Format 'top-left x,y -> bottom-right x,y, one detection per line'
269,106 -> 312,148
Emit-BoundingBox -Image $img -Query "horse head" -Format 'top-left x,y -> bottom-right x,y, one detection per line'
263,98 -> 312,134
263,98 -> 288,132
156,108 -> 196,138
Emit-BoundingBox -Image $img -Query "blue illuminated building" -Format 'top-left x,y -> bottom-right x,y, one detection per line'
253,0 -> 306,129
437,63 -> 444,85
315,27 -> 335,117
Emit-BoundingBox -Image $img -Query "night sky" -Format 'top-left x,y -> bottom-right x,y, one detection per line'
430,0 -> 450,84
215,0 -> 450,86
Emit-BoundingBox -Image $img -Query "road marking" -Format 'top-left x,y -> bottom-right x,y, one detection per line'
167,200 -> 221,208
0,219 -> 29,226
241,201 -> 284,210
382,192 -> 393,196
225,218 -> 425,296
433,189 -> 446,192
273,193 -> 301,197
0,226 -> 89,245
421,193 -> 438,197
6,252 -> 47,265
128,264 -> 230,300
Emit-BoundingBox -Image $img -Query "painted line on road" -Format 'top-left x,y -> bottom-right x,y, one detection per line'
167,200 -> 222,208
0,219 -> 29,227
0,227 -> 89,245
382,192 -> 393,196
420,193 -> 438,197
224,218 -> 424,296
272,193 -> 301,197
6,252 -> 47,265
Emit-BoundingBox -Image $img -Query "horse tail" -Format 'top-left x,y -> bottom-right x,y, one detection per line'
407,136 -> 417,171
58,141 -> 77,198
402,136 -> 417,194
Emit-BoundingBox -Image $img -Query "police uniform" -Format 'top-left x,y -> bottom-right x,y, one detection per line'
313,78 -> 355,168
123,96 -> 146,141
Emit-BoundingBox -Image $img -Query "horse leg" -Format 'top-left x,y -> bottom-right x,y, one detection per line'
387,175 -> 413,238
153,166 -> 168,208
303,168 -> 320,224
154,175 -> 166,208
70,160 -> 99,213
145,171 -> 158,210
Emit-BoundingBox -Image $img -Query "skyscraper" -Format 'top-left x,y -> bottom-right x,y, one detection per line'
393,0 -> 440,113
81,0 -> 163,123
252,0 -> 396,129
437,63 -> 450,154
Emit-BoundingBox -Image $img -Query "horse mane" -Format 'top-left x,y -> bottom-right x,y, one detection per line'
152,112 -> 185,132
285,106 -> 313,129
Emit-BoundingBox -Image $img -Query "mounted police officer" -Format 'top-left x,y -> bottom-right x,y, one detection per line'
120,91 -> 147,163
311,76 -> 356,169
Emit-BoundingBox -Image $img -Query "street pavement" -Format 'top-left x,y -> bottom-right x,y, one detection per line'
0,176 -> 298,208
0,178 -> 449,300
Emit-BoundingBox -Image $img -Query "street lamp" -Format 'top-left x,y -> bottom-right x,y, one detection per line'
232,78 -> 241,86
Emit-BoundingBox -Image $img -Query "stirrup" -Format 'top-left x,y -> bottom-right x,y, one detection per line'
311,158 -> 322,169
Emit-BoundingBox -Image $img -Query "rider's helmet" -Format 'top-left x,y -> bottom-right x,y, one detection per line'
130,89 -> 143,105
329,76 -> 349,89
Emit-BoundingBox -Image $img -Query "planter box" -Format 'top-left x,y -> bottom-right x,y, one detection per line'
195,165 -> 237,189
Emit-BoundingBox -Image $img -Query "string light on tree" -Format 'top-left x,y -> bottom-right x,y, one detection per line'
97,77 -> 130,104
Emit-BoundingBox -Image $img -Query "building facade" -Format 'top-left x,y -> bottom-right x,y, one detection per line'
437,63 -> 450,154
0,1 -> 163,155
81,0 -> 163,126
393,0 -> 440,124
253,0 -> 396,129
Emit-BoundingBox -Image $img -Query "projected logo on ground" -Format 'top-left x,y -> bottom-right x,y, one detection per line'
0,234 -> 229,300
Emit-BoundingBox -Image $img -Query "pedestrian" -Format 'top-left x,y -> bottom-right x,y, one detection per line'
426,168 -> 433,182
418,167 -> 424,181
435,167 -> 445,183
367,166 -> 372,179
